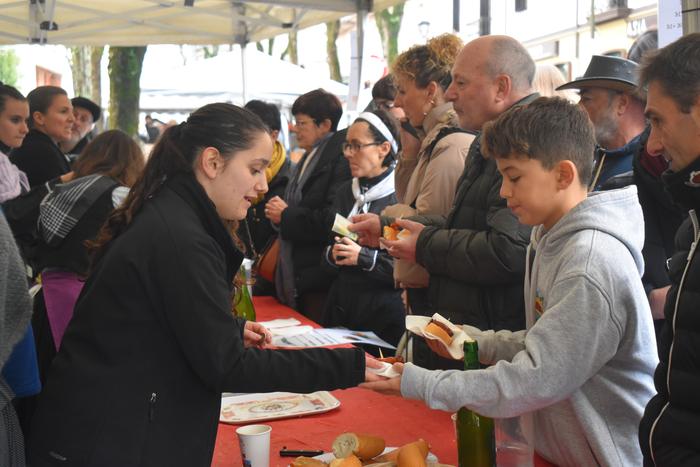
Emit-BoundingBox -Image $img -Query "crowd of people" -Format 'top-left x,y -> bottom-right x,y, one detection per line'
1,27 -> 699,467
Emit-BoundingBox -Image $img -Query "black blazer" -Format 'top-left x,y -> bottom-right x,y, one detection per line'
10,130 -> 70,187
280,129 -> 351,294
28,173 -> 364,467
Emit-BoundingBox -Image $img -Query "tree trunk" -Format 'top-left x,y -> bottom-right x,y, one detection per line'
69,46 -> 104,103
69,46 -> 89,97
281,30 -> 298,64
375,4 -> 404,66
108,46 -> 147,137
89,47 -> 104,106
326,20 -> 341,81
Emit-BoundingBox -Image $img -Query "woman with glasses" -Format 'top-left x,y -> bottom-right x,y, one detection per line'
264,89 -> 350,322
384,34 -> 476,316
322,110 -> 404,352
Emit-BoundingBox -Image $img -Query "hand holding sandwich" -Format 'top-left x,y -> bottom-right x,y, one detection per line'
380,218 -> 424,263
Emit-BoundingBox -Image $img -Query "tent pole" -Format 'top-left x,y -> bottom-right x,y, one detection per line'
349,1 -> 369,111
241,43 -> 248,104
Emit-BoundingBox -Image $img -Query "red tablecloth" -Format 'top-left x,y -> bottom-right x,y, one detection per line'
211,297 -> 555,467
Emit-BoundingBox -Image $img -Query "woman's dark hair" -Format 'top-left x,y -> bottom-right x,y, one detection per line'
91,103 -> 269,261
372,75 -> 397,101
73,130 -> 145,187
26,85 -> 67,128
355,108 -> 400,166
244,100 -> 281,132
291,88 -> 343,131
0,82 -> 26,114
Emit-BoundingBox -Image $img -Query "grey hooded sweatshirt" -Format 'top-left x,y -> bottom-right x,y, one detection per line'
401,186 -> 658,466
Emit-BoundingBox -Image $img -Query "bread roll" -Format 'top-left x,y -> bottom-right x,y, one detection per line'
425,321 -> 453,346
332,433 -> 385,460
373,439 -> 429,464
397,440 -> 429,467
329,454 -> 362,467
290,457 -> 328,467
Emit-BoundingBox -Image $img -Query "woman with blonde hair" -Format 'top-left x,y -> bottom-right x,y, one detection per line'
532,64 -> 577,102
385,34 -> 475,316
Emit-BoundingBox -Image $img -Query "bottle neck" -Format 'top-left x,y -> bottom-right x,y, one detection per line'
463,341 -> 479,371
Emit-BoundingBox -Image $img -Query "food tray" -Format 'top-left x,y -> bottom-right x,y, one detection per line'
220,391 -> 340,424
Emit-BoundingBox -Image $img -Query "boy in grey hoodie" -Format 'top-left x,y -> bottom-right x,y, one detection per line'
363,97 -> 658,466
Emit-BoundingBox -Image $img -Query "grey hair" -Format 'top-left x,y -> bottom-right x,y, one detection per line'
484,37 -> 535,92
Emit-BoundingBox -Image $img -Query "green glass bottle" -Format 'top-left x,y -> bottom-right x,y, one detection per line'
456,340 -> 496,467
233,266 -> 256,321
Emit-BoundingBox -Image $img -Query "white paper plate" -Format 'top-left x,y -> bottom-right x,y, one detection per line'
406,314 -> 473,360
220,391 -> 340,424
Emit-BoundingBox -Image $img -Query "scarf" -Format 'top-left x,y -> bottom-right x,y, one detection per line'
38,174 -> 119,247
252,140 -> 286,206
276,133 -> 334,308
0,152 -> 29,203
348,168 -> 395,218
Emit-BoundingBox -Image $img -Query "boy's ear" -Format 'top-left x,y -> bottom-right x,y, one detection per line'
556,160 -> 577,189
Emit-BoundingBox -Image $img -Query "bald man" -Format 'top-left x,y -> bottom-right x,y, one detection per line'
352,35 -> 536,369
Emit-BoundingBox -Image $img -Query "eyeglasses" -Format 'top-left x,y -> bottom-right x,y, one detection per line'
343,142 -> 382,154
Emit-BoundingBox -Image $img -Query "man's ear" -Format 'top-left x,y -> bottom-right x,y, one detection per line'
556,160 -> 577,189
690,95 -> 700,128
615,93 -> 630,116
494,74 -> 513,104
198,147 -> 223,179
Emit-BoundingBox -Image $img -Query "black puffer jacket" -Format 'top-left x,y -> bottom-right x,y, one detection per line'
639,157 -> 700,466
410,94 -> 537,331
322,170 -> 404,347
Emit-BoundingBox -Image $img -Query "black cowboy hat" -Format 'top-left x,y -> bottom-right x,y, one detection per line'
556,55 -> 638,93
71,96 -> 101,122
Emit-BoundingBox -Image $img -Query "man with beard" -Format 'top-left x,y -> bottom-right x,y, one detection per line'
60,97 -> 100,162
557,55 -> 646,190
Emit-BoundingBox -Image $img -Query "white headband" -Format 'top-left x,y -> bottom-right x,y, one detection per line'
357,112 -> 398,154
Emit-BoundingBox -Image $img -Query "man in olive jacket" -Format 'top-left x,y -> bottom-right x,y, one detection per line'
352,36 -> 535,369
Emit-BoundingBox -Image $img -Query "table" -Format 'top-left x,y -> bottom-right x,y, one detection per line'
211,297 -> 555,467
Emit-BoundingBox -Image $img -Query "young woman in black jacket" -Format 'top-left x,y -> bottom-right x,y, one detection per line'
9,86 -> 73,187
28,103 -> 366,467
323,110 -> 405,351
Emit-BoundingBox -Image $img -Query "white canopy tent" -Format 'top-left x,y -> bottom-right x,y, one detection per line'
0,1 -> 403,104
139,46 -> 350,112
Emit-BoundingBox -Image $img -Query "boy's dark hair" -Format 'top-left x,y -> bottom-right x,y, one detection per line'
639,32 -> 700,114
244,99 -> 281,132
372,75 -> 396,101
291,88 -> 342,131
482,96 -> 595,187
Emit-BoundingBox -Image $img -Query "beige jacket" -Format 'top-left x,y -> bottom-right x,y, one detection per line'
387,103 -> 474,288
395,103 -> 474,213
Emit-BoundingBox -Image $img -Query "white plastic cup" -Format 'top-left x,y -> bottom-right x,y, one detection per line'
236,424 -> 271,467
